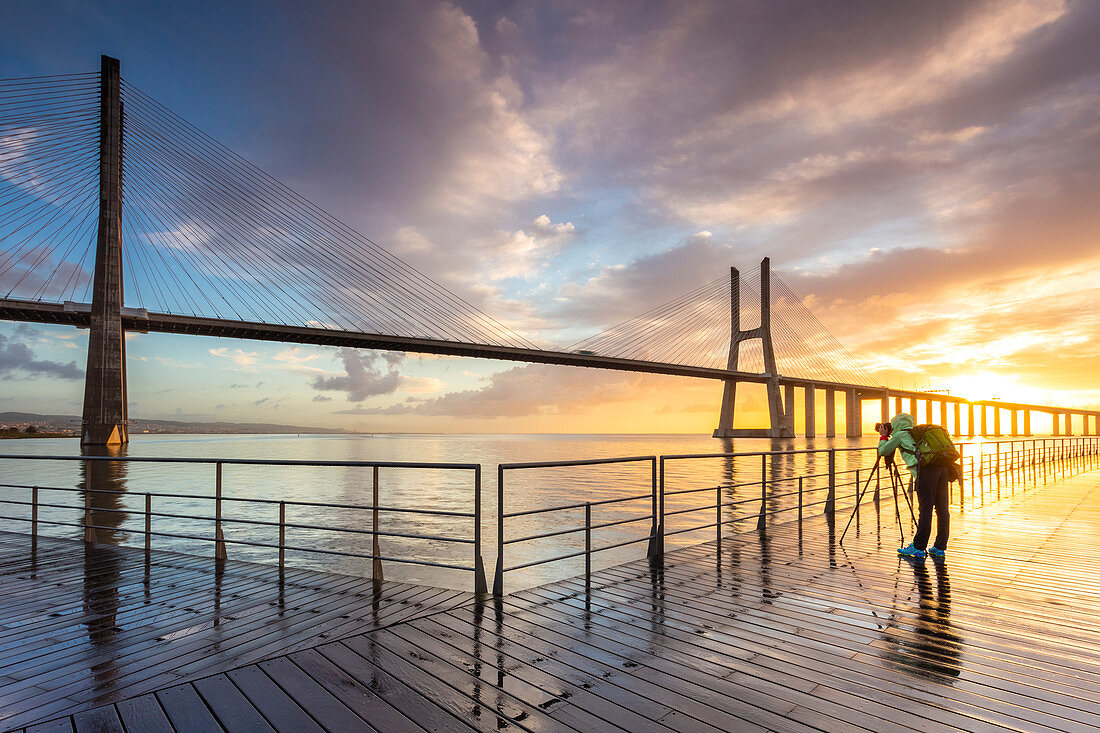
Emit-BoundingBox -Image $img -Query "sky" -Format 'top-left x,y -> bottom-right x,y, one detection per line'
1,0 -> 1099,433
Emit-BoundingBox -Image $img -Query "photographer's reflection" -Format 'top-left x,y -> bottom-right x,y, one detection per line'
880,558 -> 962,681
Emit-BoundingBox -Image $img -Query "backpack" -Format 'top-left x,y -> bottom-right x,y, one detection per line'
907,424 -> 960,474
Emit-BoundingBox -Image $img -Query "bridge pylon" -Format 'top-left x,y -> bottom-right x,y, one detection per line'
713,258 -> 793,439
81,55 -> 128,446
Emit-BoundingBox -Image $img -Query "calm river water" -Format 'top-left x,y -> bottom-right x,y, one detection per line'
1,433 -> 906,590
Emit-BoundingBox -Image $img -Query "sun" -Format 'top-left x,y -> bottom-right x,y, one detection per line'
943,372 -> 1044,405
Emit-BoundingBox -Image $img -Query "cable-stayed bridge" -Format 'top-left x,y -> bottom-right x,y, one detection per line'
2,57 -> 1097,444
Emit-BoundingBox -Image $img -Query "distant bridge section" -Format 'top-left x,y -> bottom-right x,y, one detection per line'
2,295 -> 1097,439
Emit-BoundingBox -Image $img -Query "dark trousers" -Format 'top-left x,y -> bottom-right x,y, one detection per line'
913,464 -> 949,550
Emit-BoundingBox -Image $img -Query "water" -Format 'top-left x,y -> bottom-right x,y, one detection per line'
0,432 -> 924,590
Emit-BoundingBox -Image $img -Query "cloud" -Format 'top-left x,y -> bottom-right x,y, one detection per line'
0,329 -> 83,380
399,376 -> 446,395
312,348 -> 404,402
209,347 -> 260,368
352,363 -> 662,417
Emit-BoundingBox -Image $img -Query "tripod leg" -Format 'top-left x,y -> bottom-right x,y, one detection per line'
841,459 -> 880,544
897,465 -> 917,526
890,466 -> 905,544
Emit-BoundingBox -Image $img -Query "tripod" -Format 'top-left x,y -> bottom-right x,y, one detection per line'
840,453 -> 917,545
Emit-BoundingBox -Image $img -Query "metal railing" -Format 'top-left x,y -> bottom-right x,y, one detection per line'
0,454 -> 487,594
1,437 -> 1096,596
493,455 -> 657,596
490,436 -> 1099,594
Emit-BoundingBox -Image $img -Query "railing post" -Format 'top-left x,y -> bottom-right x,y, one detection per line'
31,486 -> 38,539
798,476 -> 803,522
278,500 -> 286,568
585,502 -> 592,579
825,449 -> 836,516
493,465 -> 505,597
647,457 -> 661,558
473,465 -> 487,595
757,454 -> 767,530
372,465 -> 383,582
716,483 -> 722,548
144,492 -> 151,552
957,443 -> 965,509
214,462 -> 227,560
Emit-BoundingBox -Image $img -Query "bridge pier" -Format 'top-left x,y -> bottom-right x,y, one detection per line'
925,400 -> 933,424
967,403 -> 975,437
939,400 -> 947,428
846,390 -> 861,437
1011,410 -> 1018,437
954,403 -> 961,436
908,397 -> 917,416
1053,411 -> 1061,436
784,385 -> 795,435
980,405 -> 988,436
1024,410 -> 1031,436
880,394 -> 889,424
804,387 -> 816,437
81,56 -> 128,446
1065,413 -> 1073,436
825,390 -> 836,437
712,260 -> 792,438
894,396 -> 902,415
994,406 -> 1002,437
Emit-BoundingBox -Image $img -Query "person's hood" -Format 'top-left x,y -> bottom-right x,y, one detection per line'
890,413 -> 915,431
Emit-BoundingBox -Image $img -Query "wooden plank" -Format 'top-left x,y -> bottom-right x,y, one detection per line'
225,666 -> 324,733
23,719 -> 74,733
71,705 -> 124,733
284,649 -> 421,733
317,640 -> 477,733
193,674 -> 276,733
257,656 -> 374,732
115,694 -> 173,733
156,684 -> 224,733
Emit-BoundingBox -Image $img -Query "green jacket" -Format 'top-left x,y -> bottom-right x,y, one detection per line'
877,412 -> 918,473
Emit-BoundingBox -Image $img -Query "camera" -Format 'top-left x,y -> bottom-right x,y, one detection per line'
875,422 -> 892,437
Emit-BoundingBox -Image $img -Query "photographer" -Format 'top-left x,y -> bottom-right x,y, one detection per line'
876,413 -> 949,560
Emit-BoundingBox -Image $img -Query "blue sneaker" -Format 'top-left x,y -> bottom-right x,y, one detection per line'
927,546 -> 946,559
897,543 -> 926,559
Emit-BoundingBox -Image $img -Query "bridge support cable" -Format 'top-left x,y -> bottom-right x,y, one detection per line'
0,72 -> 100,302
113,79 -> 537,349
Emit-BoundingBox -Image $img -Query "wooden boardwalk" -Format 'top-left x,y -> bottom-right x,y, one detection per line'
0,533 -> 470,730
9,467 -> 1100,732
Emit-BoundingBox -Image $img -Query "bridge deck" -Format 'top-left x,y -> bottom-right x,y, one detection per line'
9,467 -> 1100,732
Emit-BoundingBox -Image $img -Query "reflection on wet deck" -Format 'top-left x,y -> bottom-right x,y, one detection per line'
12,468 -> 1100,732
0,533 -> 470,730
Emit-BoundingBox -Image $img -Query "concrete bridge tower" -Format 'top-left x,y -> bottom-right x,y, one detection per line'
81,56 -> 128,446
713,258 -> 792,438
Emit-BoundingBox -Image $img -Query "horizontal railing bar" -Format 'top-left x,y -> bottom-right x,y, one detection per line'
0,500 -> 472,544
503,534 -> 654,572
0,454 -> 479,470
500,455 -> 656,470
502,491 -> 653,519
503,525 -> 584,545
0,483 -> 475,517
0,515 -> 476,571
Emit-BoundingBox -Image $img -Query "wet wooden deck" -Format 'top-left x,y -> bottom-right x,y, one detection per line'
0,533 -> 470,730
9,467 -> 1100,732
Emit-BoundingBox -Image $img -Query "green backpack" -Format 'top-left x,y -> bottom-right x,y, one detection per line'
907,424 -> 960,468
